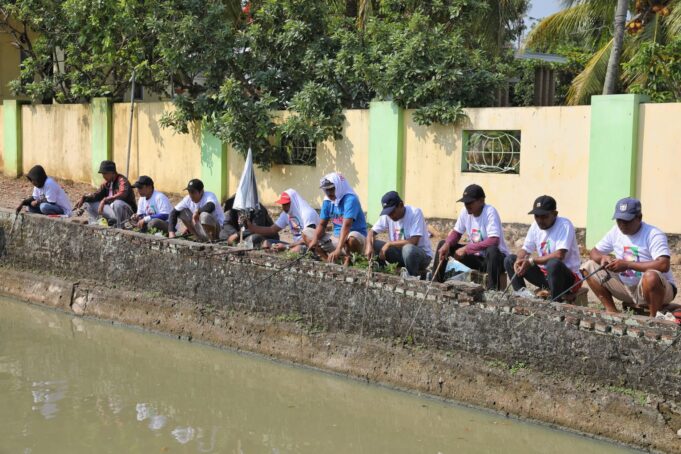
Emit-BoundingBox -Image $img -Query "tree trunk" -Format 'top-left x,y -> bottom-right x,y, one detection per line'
603,0 -> 628,95
345,0 -> 358,18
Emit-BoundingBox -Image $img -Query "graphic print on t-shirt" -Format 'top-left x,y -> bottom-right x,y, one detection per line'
391,226 -> 405,241
289,215 -> 302,236
621,245 -> 641,281
540,239 -> 553,256
470,228 -> 485,243
145,202 -> 157,216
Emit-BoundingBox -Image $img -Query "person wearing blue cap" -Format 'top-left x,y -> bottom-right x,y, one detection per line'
582,198 -> 677,317
365,191 -> 432,278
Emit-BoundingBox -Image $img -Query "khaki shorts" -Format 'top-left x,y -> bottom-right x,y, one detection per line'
302,227 -> 366,254
581,260 -> 675,306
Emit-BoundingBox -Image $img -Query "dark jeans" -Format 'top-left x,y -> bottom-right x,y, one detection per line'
503,255 -> 576,301
28,202 -> 65,215
433,240 -> 505,290
373,240 -> 431,277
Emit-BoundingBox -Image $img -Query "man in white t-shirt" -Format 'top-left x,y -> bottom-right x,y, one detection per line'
435,184 -> 508,289
16,165 -> 72,216
365,191 -> 433,278
504,196 -> 582,301
244,189 -> 320,252
168,179 -> 225,241
582,198 -> 677,317
130,176 -> 174,234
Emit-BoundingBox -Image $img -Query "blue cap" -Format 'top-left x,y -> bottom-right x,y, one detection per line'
380,191 -> 402,216
612,197 -> 641,221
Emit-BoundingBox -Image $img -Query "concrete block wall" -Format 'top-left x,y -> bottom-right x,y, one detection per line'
1,209 -> 679,399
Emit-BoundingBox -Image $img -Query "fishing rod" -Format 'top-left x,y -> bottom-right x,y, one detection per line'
551,264 -> 609,302
494,271 -> 517,304
402,258 -> 445,342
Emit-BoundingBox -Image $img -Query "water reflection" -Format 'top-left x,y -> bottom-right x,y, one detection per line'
0,296 -> 638,454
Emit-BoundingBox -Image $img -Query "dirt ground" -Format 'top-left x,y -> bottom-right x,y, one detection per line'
2,173 -> 680,308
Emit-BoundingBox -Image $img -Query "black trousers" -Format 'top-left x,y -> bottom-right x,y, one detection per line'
503,255 -> 576,301
433,240 -> 505,290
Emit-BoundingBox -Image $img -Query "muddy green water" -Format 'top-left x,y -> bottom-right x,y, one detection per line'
0,296 -> 638,454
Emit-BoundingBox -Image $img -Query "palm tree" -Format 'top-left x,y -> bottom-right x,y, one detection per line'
526,0 -> 681,104
603,0 -> 629,94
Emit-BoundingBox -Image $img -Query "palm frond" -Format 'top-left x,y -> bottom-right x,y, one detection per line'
525,1 -> 617,51
566,38 -> 612,104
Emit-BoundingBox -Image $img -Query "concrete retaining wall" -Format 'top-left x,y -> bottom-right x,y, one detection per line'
1,209 -> 681,451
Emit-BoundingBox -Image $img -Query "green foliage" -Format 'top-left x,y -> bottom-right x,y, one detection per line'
3,0 -> 529,167
625,38 -> 681,102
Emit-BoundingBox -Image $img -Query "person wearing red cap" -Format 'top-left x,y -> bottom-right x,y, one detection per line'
245,189 -> 320,252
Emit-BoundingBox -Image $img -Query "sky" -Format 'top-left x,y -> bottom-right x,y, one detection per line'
526,0 -> 564,24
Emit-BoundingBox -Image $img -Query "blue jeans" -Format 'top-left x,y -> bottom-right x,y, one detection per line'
373,240 -> 431,277
28,202 -> 65,215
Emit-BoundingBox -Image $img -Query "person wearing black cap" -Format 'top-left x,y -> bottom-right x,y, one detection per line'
365,191 -> 433,278
582,198 -> 677,317
16,165 -> 73,216
130,176 -> 173,234
74,160 -> 136,227
434,184 -> 508,289
503,196 -> 582,301
168,179 -> 225,241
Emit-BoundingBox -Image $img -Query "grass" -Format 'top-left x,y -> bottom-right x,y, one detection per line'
510,361 -> 526,375
607,386 -> 648,406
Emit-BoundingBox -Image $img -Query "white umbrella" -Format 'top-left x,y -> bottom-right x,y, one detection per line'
233,147 -> 259,211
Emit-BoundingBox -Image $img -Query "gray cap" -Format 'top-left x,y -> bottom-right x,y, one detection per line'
612,197 -> 641,221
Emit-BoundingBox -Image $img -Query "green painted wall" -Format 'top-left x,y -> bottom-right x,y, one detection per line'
367,101 -> 404,222
200,126 -> 229,200
91,98 -> 112,186
2,100 -> 22,177
586,94 -> 647,247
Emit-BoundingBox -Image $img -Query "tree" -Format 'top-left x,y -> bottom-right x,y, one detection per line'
526,0 -> 681,104
603,0 -> 629,94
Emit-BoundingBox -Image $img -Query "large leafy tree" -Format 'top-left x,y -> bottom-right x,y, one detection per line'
526,0 -> 681,104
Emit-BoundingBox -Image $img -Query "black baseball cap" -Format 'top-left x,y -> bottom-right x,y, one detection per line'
320,178 -> 335,190
98,160 -> 117,173
528,195 -> 557,215
457,184 -> 485,203
132,175 -> 154,188
380,191 -> 403,216
185,179 -> 204,192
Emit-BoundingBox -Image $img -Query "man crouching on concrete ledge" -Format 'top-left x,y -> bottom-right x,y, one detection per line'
168,179 -> 225,242
16,165 -> 73,217
582,198 -> 677,317
304,172 -> 367,266
130,175 -> 173,234
74,160 -> 136,228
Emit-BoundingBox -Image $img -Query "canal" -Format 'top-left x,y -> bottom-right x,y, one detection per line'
0,296 -> 638,453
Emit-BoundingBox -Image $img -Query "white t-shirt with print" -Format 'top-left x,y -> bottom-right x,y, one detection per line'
522,216 -> 581,273
137,190 -> 174,222
275,210 -> 318,241
595,222 -> 675,287
175,191 -> 225,226
453,204 -> 509,254
32,177 -> 73,216
372,206 -> 433,257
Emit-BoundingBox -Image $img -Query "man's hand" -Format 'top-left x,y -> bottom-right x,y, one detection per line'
74,197 -> 85,209
272,243 -> 287,252
192,210 -> 200,225
438,243 -> 451,262
599,255 -> 615,268
136,219 -> 146,229
606,259 -> 629,273
454,246 -> 466,260
327,248 -> 342,263
97,201 -> 105,215
15,203 -> 24,214
514,258 -> 531,277
364,243 -> 373,259
30,200 -> 39,208
379,242 -> 391,261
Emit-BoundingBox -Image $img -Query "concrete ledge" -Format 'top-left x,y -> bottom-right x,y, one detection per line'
1,208 -> 681,451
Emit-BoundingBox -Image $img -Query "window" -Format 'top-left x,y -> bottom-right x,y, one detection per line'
276,135 -> 317,166
462,130 -> 521,174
